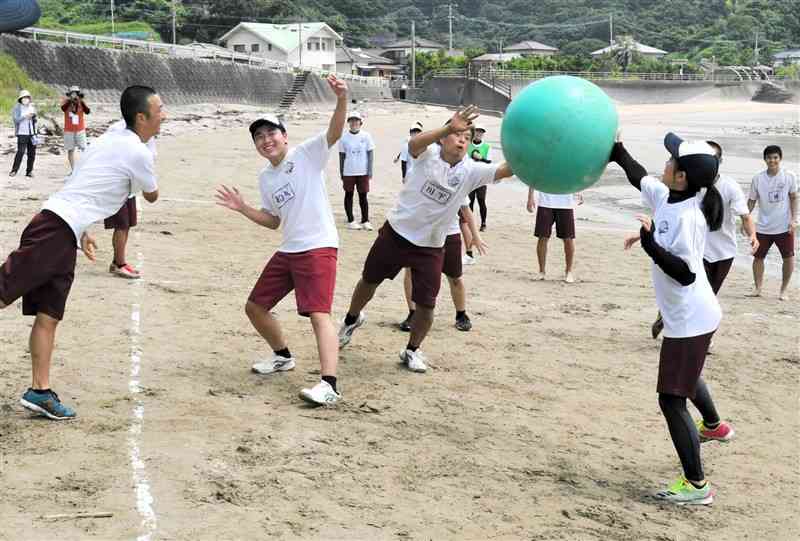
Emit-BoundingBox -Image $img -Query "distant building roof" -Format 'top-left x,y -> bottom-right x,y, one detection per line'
506,40 -> 558,52
337,46 -> 395,65
384,37 -> 446,49
470,52 -> 522,62
218,22 -> 342,53
591,40 -> 668,56
774,49 -> 800,59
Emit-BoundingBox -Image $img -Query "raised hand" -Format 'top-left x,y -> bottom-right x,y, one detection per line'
449,105 -> 479,133
215,185 -> 246,213
635,214 -> 653,233
326,74 -> 348,98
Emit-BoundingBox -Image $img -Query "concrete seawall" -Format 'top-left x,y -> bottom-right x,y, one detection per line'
0,35 -> 390,107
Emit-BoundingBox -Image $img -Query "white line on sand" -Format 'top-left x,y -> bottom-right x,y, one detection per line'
160,197 -> 215,204
128,232 -> 157,539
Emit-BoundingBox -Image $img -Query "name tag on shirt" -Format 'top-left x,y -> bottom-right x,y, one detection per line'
768,187 -> 784,203
273,182 -> 296,209
421,180 -> 452,205
69,113 -> 79,125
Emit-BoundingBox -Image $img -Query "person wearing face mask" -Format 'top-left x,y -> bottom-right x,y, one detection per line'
337,107 -> 514,374
10,89 -> 37,178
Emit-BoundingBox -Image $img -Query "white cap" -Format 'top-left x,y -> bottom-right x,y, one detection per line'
410,121 -> 423,132
18,89 -> 31,101
347,111 -> 363,122
473,124 -> 486,133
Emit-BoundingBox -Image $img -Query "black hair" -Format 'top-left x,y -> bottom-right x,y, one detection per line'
701,185 -> 724,232
763,145 -> 782,159
121,85 -> 157,129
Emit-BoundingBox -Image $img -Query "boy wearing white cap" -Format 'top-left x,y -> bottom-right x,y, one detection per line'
394,122 -> 423,181
339,111 -> 376,230
215,75 -> 348,406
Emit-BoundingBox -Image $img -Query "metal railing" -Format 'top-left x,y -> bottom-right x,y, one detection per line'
15,27 -> 388,87
471,69 -> 709,81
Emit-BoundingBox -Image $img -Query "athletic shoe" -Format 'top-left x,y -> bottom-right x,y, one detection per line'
251,355 -> 296,375
564,272 -> 576,284
20,388 -> 76,420
534,272 -> 546,281
696,419 -> 735,443
25,172 -> 34,178
455,313 -> 472,332
347,221 -> 362,230
9,170 -> 17,177
338,312 -> 366,347
399,348 -> 427,372
110,263 -> 141,279
462,254 -> 476,265
299,380 -> 341,405
399,313 -> 412,332
361,221 -> 374,231
479,224 -> 486,232
654,476 -> 713,506
651,313 -> 664,339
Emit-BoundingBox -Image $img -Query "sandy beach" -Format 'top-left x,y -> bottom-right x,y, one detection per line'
0,98 -> 798,540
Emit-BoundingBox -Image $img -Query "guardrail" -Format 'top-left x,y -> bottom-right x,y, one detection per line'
15,27 -> 388,87
472,70 -> 709,81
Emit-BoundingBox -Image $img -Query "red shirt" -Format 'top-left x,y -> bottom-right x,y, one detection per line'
61,100 -> 90,132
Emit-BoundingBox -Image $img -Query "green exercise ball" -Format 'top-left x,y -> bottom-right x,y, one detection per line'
501,76 -> 618,194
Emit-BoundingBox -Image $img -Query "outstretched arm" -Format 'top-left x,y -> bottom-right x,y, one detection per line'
326,75 -> 348,147
494,162 -> 513,182
409,105 -> 479,158
215,185 -> 280,230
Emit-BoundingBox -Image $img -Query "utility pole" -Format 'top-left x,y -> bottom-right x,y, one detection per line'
110,0 -> 115,36
753,30 -> 759,65
411,20 -> 416,88
609,13 -> 613,46
447,4 -> 457,53
298,21 -> 303,68
171,0 -> 177,45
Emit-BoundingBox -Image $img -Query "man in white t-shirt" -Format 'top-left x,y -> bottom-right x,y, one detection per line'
394,122 -> 423,181
337,106 -> 514,373
339,111 -> 376,230
527,188 -> 583,283
0,85 -> 163,420
215,74 -> 347,406
102,119 -> 159,279
747,145 -> 798,300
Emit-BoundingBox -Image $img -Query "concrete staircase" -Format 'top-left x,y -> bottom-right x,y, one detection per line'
278,71 -> 310,110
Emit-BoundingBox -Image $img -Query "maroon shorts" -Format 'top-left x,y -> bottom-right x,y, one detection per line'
342,175 -> 370,193
658,331 -> 715,399
703,258 -> 734,295
104,197 -> 138,230
754,230 -> 795,259
248,247 -> 337,316
534,207 -> 575,239
362,222 -> 445,308
0,210 -> 77,320
443,233 -> 463,279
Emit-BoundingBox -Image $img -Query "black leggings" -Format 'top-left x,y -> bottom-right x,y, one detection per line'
344,191 -> 369,223
658,378 -> 720,482
468,186 -> 487,226
11,135 -> 35,175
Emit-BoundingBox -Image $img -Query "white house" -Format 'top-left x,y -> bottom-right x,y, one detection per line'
337,46 -> 402,77
773,49 -> 800,67
218,22 -> 342,70
591,39 -> 668,59
505,40 -> 558,57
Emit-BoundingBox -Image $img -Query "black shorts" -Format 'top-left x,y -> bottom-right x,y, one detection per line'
104,197 -> 138,230
658,331 -> 715,399
535,207 -> 575,239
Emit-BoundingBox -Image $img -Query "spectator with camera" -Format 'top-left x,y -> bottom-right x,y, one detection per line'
61,85 -> 91,172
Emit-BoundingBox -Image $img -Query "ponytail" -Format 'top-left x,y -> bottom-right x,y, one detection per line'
701,185 -> 724,231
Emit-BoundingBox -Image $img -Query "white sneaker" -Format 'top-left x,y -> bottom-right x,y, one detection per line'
338,312 -> 366,348
535,272 -> 546,281
462,254 -> 476,265
251,354 -> 296,375
299,380 -> 341,405
361,221 -> 374,231
347,221 -> 362,230
564,272 -> 576,284
399,348 -> 427,373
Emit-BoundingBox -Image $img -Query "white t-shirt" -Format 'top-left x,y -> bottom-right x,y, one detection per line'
704,175 -> 749,262
42,129 -> 158,246
447,197 -> 470,235
339,130 -> 375,176
641,177 -> 721,338
259,132 -> 338,253
399,137 -> 410,163
388,144 -> 498,247
748,169 -> 798,234
107,120 -> 158,200
537,191 -> 574,209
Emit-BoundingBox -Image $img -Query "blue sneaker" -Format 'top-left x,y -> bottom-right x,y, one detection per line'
20,388 -> 76,420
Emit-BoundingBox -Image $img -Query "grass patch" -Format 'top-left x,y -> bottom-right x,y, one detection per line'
37,18 -> 161,41
0,52 -> 59,128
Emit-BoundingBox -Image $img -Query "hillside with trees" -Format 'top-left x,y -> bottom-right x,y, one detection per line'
34,0 -> 799,67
